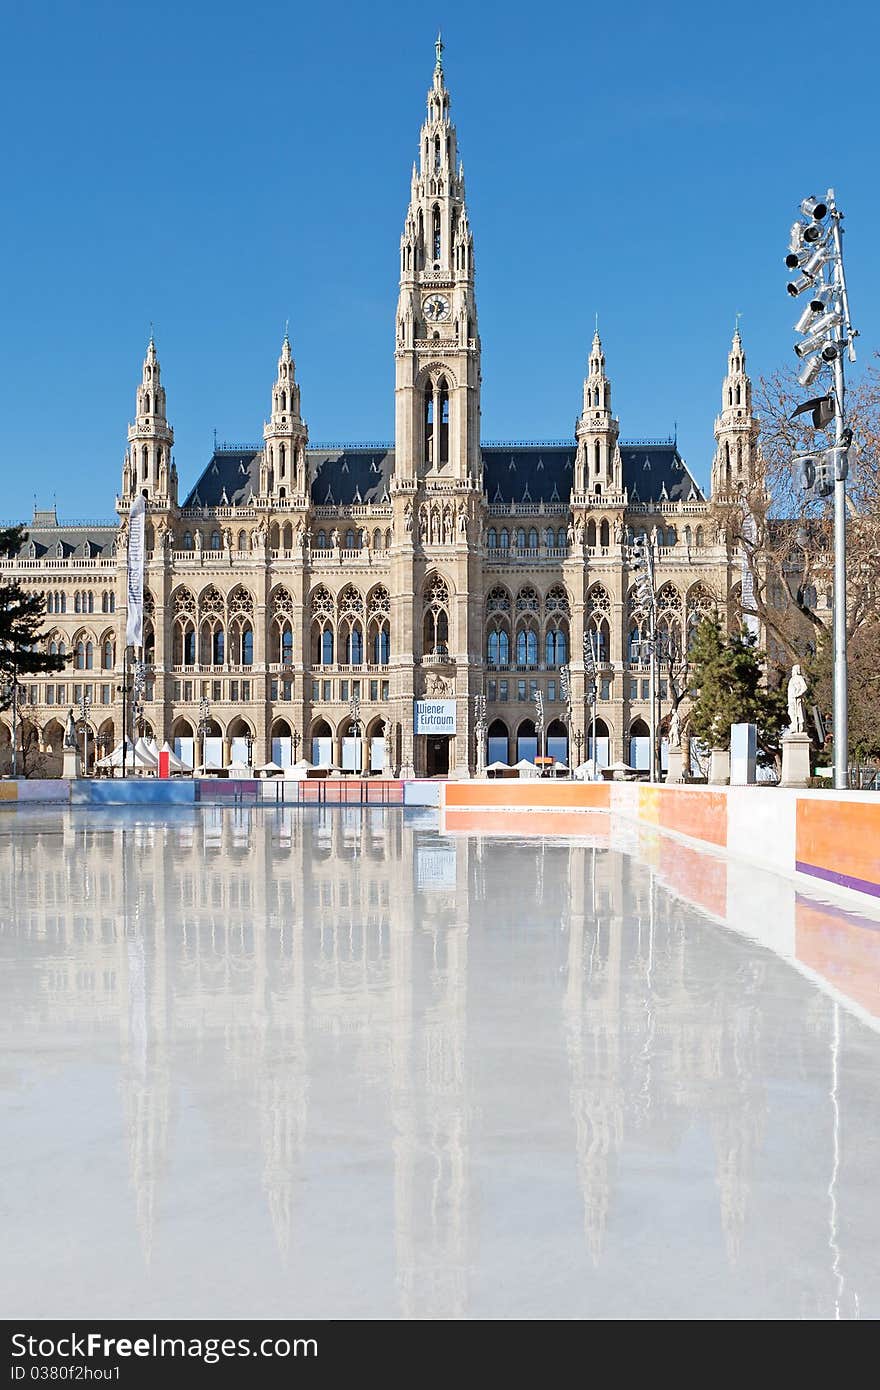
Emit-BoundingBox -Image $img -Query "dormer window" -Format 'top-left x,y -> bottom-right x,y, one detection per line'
55,542 -> 63,558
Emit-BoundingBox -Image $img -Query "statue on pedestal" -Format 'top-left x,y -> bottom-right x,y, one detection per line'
668,706 -> 683,749
786,664 -> 808,735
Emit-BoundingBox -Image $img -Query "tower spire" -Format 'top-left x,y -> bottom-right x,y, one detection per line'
435,30 -> 444,73
575,330 -> 621,499
123,337 -> 174,506
261,331 -> 308,501
712,326 -> 757,497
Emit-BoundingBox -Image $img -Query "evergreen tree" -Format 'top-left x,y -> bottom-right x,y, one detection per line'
0,526 -> 67,707
687,618 -> 788,765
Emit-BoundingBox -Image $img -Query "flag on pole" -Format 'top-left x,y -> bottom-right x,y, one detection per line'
125,493 -> 146,648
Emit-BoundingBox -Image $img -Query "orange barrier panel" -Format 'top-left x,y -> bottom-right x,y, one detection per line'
444,808 -> 610,839
796,896 -> 880,1017
796,798 -> 880,899
444,781 -> 610,810
659,835 -> 728,920
657,788 -> 728,848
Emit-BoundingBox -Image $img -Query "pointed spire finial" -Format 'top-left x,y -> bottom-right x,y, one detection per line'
435,30 -> 444,71
284,316 -> 290,344
734,311 -> 742,341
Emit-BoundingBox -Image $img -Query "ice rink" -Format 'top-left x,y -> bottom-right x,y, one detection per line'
1,804 -> 878,1319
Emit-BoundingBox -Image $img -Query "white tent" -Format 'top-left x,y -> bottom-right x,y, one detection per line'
134,737 -> 158,769
485,760 -> 511,776
160,741 -> 188,773
96,739 -> 155,772
513,758 -> 539,779
574,759 -> 598,782
283,759 -> 314,780
256,760 -> 284,777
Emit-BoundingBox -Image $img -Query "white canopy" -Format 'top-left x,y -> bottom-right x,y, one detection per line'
96,738 -> 155,771
160,741 -> 188,773
256,760 -> 284,775
134,737 -> 158,768
485,760 -> 511,772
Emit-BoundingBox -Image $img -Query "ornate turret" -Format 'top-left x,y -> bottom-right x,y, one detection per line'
260,333 -> 309,501
394,37 -> 480,485
574,330 -> 622,499
124,338 -> 175,506
711,326 -> 759,498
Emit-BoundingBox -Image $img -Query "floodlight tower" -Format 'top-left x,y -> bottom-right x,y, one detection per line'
787,190 -> 857,789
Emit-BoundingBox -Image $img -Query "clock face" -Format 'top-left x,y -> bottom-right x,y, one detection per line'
423,293 -> 451,324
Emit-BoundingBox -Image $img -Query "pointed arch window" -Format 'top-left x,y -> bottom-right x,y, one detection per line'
432,205 -> 441,261
424,386 -> 434,466
438,379 -> 449,462
321,629 -> 334,666
242,628 -> 254,666
184,628 -> 196,664
434,134 -> 441,171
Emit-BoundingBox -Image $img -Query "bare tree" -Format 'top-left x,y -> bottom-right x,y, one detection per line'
709,358 -> 880,666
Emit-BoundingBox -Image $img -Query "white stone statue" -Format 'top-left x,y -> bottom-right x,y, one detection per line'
668,706 -> 682,749
614,517 -> 624,544
404,502 -> 413,533
786,663 -> 808,734
194,529 -> 202,552
330,527 -> 340,550
458,509 -> 467,536
383,724 -> 392,775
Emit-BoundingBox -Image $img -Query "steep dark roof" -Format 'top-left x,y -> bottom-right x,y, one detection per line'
182,440 -> 704,509
6,509 -> 118,558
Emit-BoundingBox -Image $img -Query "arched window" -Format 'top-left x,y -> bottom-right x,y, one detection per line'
545,627 -> 567,667
423,574 -> 450,655
517,528 -> 526,550
345,529 -> 355,550
432,204 -> 441,261
595,440 -> 601,474
586,520 -> 596,548
75,640 -> 85,670
438,378 -> 449,462
183,531 -> 193,551
348,625 -> 364,665
500,528 -> 509,549
74,593 -> 81,614
57,639 -> 67,658
281,628 -> 293,664
321,629 -> 334,665
103,640 -> 113,669
85,641 -> 94,669
528,528 -> 538,550
242,628 -> 253,666
557,527 -> 566,548
516,629 -> 538,666
237,530 -> 247,552
211,531 -> 221,550
212,629 -> 225,664
424,384 -> 434,465
545,527 -> 554,547
599,520 -> 610,548
374,628 -> 390,665
184,628 -> 196,664
317,530 -> 326,549
695,526 -> 705,547
373,529 -> 381,551
488,528 -> 497,548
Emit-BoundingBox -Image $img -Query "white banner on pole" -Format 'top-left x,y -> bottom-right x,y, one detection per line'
125,493 -> 146,648
740,511 -> 759,639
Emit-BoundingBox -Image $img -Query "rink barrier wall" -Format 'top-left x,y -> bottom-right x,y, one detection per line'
439,780 -> 880,909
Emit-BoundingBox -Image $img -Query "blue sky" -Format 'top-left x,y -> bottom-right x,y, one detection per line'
1,0 -> 877,520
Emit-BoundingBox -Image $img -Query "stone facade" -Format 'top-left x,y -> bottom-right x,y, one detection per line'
0,44 -> 756,778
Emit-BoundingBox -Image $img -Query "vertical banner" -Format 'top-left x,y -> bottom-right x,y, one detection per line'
126,493 -> 146,648
740,510 -> 759,639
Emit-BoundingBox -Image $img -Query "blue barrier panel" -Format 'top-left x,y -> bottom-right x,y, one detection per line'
404,781 -> 441,806
71,780 -> 196,806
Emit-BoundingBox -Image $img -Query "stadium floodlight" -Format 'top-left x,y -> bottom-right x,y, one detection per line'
800,196 -> 829,221
797,354 -> 824,388
782,187 -> 858,788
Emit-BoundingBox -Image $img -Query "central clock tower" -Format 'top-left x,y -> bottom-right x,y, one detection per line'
394,36 -> 480,486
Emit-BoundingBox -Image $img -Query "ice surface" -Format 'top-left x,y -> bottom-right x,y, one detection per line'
0,804 -> 878,1320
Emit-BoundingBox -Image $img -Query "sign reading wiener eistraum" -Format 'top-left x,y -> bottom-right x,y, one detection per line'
413,700 -> 457,735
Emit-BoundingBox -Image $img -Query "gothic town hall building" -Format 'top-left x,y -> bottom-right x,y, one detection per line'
1,45 -> 758,778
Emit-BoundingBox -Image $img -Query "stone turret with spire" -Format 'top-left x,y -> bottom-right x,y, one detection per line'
260,331 -> 309,502
574,327 -> 622,501
711,323 -> 759,498
122,337 -> 176,508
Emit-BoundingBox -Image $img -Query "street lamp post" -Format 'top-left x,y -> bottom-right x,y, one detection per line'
198,694 -> 211,774
77,689 -> 92,777
292,728 -> 301,764
582,630 -> 599,777
116,651 -> 134,779
534,688 -> 545,765
560,663 -> 573,776
245,733 -> 253,770
473,692 -> 487,777
349,691 -> 362,773
573,728 -> 584,765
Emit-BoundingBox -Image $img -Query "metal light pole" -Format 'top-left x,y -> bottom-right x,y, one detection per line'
77,689 -> 92,777
473,692 -> 487,777
292,728 -> 301,764
828,191 -> 853,791
583,630 -> 599,776
198,694 -> 211,773
349,691 -> 362,772
534,688 -> 545,764
632,533 -> 657,782
117,647 -> 133,778
560,663 -> 573,776
787,190 -> 857,790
